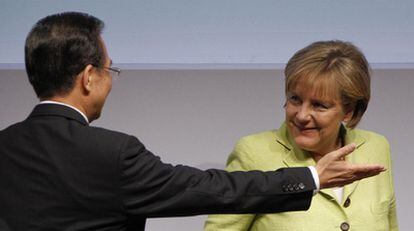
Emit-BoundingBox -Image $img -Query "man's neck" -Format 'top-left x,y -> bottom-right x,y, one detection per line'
41,97 -> 90,123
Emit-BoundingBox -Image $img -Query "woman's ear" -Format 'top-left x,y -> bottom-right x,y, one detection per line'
81,64 -> 95,92
343,106 -> 354,123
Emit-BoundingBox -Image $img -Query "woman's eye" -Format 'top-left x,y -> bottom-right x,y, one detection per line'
313,102 -> 328,109
289,95 -> 300,102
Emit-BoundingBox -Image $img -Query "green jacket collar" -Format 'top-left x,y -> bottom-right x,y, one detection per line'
275,122 -> 367,202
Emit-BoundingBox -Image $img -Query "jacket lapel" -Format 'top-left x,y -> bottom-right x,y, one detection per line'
275,124 -> 333,192
341,128 -> 367,201
276,123 -> 367,203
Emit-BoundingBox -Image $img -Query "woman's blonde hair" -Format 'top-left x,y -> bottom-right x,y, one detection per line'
284,40 -> 370,128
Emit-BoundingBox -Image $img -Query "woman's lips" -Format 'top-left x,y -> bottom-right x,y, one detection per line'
292,122 -> 318,134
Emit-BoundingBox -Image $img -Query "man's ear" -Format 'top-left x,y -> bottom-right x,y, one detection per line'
81,64 -> 95,93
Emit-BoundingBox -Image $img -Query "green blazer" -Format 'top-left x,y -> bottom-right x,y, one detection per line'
205,123 -> 398,231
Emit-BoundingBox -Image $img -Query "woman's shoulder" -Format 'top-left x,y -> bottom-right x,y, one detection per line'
349,128 -> 392,165
349,128 -> 389,146
237,130 -> 278,144
229,130 -> 286,170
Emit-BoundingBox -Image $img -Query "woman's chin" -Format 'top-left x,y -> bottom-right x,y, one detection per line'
294,137 -> 319,152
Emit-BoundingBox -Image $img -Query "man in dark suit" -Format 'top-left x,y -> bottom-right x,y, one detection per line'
0,12 -> 384,230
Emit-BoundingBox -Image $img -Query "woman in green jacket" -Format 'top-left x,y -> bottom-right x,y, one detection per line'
204,40 -> 398,231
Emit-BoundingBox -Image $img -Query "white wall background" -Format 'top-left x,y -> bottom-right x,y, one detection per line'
1,0 -> 414,67
0,69 -> 413,230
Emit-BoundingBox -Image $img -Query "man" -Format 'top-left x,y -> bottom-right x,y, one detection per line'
0,12 -> 384,230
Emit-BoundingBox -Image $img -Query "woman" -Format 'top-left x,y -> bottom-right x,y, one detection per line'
204,40 -> 398,231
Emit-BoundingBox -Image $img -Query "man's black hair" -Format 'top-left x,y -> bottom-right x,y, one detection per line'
25,12 -> 105,98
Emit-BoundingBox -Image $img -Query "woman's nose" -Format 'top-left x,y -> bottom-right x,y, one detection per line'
296,105 -> 312,121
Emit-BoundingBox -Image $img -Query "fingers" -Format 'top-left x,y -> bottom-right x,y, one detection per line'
351,164 -> 386,176
319,163 -> 386,188
332,143 -> 357,159
317,144 -> 386,189
351,163 -> 385,171
345,164 -> 386,184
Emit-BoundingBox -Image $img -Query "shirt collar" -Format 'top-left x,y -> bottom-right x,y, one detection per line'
39,100 -> 89,124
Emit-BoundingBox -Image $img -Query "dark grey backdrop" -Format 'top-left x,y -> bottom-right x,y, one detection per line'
0,69 -> 412,230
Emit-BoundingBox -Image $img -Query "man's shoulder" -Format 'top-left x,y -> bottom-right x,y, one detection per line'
84,125 -> 142,148
88,125 -> 130,138
0,121 -> 25,136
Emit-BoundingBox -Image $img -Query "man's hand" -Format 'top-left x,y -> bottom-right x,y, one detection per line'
316,143 -> 385,189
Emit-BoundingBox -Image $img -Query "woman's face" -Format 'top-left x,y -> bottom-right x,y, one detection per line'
285,82 -> 352,155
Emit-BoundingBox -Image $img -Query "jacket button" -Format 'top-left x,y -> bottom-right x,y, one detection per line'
294,184 -> 300,191
340,222 -> 350,231
344,198 -> 351,208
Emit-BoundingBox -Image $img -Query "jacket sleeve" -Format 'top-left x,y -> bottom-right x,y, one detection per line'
119,135 -> 315,218
385,140 -> 399,231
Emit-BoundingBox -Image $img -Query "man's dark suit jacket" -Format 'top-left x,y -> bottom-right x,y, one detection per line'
0,104 -> 316,230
